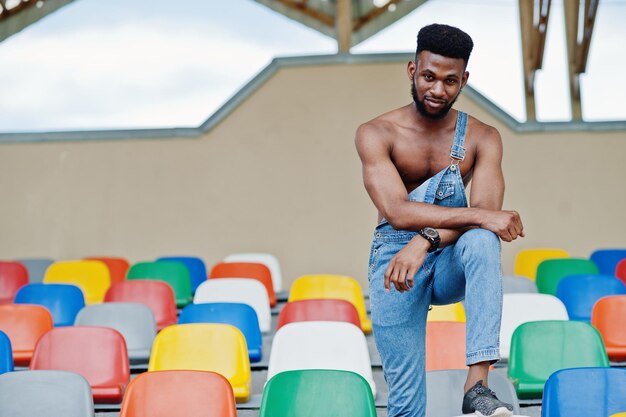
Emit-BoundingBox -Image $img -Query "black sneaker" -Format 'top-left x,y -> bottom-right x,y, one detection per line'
462,380 -> 514,417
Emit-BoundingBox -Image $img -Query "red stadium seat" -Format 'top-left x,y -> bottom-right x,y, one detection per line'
105,280 -> 177,330
0,304 -> 52,366
0,261 -> 28,303
277,299 -> 361,330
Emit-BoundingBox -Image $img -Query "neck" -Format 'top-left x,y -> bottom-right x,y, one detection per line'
410,104 -> 457,128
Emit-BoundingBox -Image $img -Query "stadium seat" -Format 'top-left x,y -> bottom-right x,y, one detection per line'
556,274 -> 626,322
119,370 -> 237,417
289,274 -> 372,333
508,320 -> 609,399
502,275 -> 538,294
0,330 -> 13,374
157,256 -> 207,293
260,369 -> 376,417
536,258 -> 599,295
616,259 -> 626,286
590,248 -> 626,275
427,302 -> 466,322
104,280 -> 177,331
224,252 -> 283,292
500,293 -> 569,360
75,303 -> 156,364
0,304 -> 53,366
542,367 -> 626,417
194,278 -> 271,333
591,295 -> 626,362
426,369 -> 520,417
267,321 -> 376,397
148,323 -> 251,402
44,260 -> 111,304
276,298 -> 361,330
0,370 -> 94,417
178,302 -> 262,362
16,258 -> 53,283
127,261 -> 192,307
425,321 -> 466,371
14,283 -> 85,327
30,326 -> 130,403
0,261 -> 28,303
209,261 -> 277,307
611,414 -> 626,417
84,256 -> 129,285
514,248 -> 569,280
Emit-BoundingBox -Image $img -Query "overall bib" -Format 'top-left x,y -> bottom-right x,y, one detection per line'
368,111 -> 503,417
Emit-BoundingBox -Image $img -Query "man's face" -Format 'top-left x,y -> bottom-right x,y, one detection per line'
408,51 -> 468,120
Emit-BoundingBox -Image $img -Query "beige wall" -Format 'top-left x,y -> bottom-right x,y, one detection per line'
1,60 -> 625,289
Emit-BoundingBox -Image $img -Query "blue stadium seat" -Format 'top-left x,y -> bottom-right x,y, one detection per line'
556,274 -> 626,321
178,302 -> 262,362
157,256 -> 207,293
542,367 -> 626,417
590,249 -> 626,275
14,283 -> 85,327
0,330 -> 13,375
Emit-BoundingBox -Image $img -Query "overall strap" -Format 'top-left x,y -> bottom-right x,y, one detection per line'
450,111 -> 468,163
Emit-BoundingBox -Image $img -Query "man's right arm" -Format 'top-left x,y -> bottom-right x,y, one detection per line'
355,122 -> 519,236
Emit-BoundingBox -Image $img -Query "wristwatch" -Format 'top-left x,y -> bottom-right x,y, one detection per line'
418,227 -> 440,252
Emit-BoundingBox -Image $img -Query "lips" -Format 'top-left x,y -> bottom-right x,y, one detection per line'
424,97 -> 446,109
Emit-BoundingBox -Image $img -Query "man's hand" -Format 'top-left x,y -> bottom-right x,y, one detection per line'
478,209 -> 525,242
384,235 -> 431,293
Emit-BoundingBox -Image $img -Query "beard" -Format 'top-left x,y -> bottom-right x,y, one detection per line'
411,81 -> 460,120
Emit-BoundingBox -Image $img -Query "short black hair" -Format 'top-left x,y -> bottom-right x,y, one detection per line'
415,24 -> 474,66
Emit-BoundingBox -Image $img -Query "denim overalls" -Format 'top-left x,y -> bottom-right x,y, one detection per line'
368,111 -> 503,417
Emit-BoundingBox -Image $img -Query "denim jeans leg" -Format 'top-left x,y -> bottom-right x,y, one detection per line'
430,228 -> 502,365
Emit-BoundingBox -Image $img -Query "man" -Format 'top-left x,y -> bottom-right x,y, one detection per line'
355,24 -> 524,417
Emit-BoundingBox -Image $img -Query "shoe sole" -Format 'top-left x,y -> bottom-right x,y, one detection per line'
474,407 -> 514,417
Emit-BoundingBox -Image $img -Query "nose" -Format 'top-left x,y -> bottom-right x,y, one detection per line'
429,80 -> 445,98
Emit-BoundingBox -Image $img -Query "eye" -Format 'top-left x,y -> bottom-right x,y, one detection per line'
423,74 -> 434,81
446,79 -> 457,85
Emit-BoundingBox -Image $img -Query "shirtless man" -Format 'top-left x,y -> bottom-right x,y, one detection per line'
355,24 -> 523,417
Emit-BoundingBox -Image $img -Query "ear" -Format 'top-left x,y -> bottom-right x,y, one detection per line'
407,60 -> 417,81
461,71 -> 469,88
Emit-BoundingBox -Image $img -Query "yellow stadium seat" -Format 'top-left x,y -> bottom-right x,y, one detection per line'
148,323 -> 251,403
288,274 -> 372,333
610,413 -> 626,417
44,260 -> 110,304
514,248 -> 569,281
427,303 -> 466,322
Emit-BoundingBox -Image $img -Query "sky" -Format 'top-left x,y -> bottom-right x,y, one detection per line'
0,0 -> 624,132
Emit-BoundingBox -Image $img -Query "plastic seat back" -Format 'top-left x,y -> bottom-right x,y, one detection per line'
536,258 -> 599,295
119,370 -> 237,417
178,302 -> 262,362
542,367 -> 626,417
260,369 -> 376,417
426,321 -> 466,371
157,256 -> 207,294
426,369 -> 520,417
0,370 -> 94,417
210,262 -> 276,307
148,323 -> 251,402
0,261 -> 28,303
16,258 -> 54,283
427,302 -> 466,322
590,249 -> 626,275
127,261 -> 192,307
591,295 -> 626,362
267,321 -> 376,397
277,298 -> 361,330
0,304 -> 53,365
105,280 -> 177,330
30,326 -> 130,403
75,303 -> 156,362
289,274 -> 372,333
194,278 -> 271,333
556,274 -> 626,321
84,257 -> 129,285
0,330 -> 13,374
224,252 -> 283,292
44,260 -> 111,304
508,320 -> 609,399
15,283 -> 85,326
502,275 -> 538,294
616,259 -> 626,286
500,293 -> 569,360
514,248 -> 569,280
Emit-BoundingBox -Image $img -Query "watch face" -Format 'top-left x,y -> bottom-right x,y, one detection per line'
423,227 -> 438,238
